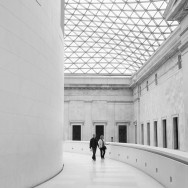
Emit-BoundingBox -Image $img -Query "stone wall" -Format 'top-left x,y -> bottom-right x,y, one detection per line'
133,52 -> 184,149
132,11 -> 188,151
64,76 -> 134,142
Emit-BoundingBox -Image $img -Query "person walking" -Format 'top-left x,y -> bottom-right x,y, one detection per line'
89,134 -> 98,161
98,135 -> 106,159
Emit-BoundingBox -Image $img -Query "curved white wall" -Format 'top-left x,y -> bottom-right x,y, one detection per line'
0,1 -> 64,187
64,141 -> 188,188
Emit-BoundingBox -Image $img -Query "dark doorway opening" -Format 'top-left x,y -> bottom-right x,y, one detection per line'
119,125 -> 127,143
162,119 -> 167,148
96,125 -> 104,140
72,125 -> 81,141
173,117 -> 179,150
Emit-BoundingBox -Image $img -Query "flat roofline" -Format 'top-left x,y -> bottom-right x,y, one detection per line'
65,74 -> 131,87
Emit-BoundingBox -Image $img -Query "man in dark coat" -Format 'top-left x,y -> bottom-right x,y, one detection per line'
90,134 -> 98,161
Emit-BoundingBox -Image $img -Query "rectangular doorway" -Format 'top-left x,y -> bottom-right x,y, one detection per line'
72,125 -> 81,141
96,125 -> 104,140
119,125 -> 127,143
173,117 -> 179,150
162,119 -> 167,148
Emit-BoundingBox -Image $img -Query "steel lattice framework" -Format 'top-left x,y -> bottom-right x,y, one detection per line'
64,0 -> 178,75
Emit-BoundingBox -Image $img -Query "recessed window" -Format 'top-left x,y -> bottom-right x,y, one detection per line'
154,121 -> 158,147
173,117 -> 179,150
135,123 -> 137,144
139,85 -> 142,96
162,119 -> 167,148
147,122 -> 150,145
178,54 -> 182,69
155,73 -> 158,85
141,124 -> 144,145
146,81 -> 149,91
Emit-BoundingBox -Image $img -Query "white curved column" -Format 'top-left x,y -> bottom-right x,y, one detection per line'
0,1 -> 64,187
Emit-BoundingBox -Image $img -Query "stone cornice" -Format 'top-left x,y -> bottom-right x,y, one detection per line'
64,84 -> 130,90
64,75 -> 131,88
130,27 -> 181,88
164,0 -> 188,22
64,100 -> 133,104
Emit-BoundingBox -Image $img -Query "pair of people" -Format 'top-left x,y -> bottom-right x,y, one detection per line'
89,134 -> 106,161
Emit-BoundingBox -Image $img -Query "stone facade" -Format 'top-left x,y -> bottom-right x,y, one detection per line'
133,51 -> 184,149
64,77 -> 134,142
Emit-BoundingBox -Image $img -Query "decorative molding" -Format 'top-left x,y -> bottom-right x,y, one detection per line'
161,116 -> 167,120
69,121 -> 85,126
115,121 -> 130,126
164,0 -> 188,22
64,84 -> 130,90
69,121 -> 84,141
64,99 -> 133,104
107,101 -> 133,104
171,114 -> 179,118
92,121 -> 107,126
153,119 -> 158,122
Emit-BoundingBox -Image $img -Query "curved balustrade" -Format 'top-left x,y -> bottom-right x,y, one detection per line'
64,141 -> 188,188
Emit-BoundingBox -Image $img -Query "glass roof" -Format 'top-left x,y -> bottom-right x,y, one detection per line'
64,0 -> 178,76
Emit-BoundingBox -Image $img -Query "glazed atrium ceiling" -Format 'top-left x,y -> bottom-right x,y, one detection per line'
64,0 -> 178,76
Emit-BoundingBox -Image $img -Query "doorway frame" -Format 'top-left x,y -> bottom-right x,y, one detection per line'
93,121 -> 107,140
115,121 -> 130,143
69,121 -> 84,141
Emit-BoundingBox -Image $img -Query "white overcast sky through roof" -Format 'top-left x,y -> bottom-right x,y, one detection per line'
64,0 -> 178,75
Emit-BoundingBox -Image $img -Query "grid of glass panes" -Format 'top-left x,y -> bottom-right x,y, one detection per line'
64,0 -> 178,75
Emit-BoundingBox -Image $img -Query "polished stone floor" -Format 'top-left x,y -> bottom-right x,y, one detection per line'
36,152 -> 164,188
